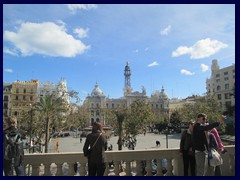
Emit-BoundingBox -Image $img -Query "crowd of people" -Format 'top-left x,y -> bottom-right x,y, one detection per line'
3,113 -> 228,176
179,113 -> 227,176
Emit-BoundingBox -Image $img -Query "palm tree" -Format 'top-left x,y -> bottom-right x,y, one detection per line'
34,94 -> 67,153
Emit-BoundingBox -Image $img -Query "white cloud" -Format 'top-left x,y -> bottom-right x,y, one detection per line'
133,49 -> 139,53
3,47 -> 18,56
172,38 -> 228,59
201,64 -> 209,72
180,69 -> 195,75
66,4 -> 97,13
4,69 -> 13,73
160,25 -> 171,35
3,22 -> 90,57
145,47 -> 149,51
74,28 -> 89,39
148,61 -> 159,67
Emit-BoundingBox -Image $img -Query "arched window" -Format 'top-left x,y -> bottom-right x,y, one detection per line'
217,86 -> 221,91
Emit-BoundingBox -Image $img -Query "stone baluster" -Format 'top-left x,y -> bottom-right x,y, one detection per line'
130,160 -> 137,176
25,164 -> 32,176
172,157 -> 180,176
62,162 -> 69,176
156,158 -> 162,176
38,163 -> 45,176
50,163 -> 57,176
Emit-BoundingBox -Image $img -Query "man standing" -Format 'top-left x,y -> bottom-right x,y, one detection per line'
192,113 -> 225,176
3,116 -> 25,176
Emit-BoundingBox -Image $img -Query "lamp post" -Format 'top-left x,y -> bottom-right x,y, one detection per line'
165,126 -> 168,149
29,104 -> 33,153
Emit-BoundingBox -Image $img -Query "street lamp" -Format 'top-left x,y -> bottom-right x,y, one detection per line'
165,126 -> 168,149
29,104 -> 33,153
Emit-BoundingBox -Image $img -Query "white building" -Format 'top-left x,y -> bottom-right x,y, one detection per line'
206,59 -> 235,112
83,62 -> 170,126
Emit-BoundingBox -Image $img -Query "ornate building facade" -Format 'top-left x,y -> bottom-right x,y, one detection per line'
83,62 -> 170,126
206,59 -> 235,112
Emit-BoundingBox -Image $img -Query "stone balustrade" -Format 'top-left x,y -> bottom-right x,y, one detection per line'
24,145 -> 235,176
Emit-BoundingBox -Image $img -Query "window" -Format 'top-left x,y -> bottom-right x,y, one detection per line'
106,103 -> 108,108
232,69 -> 235,73
224,71 -> 228,75
23,89 -> 26,94
14,111 -> 18,116
91,103 -> 94,108
225,84 -> 229,90
4,103 -> 8,109
216,74 -> 220,78
4,96 -> 8,101
16,88 -> 19,93
217,86 -> 221,91
225,93 -> 230,99
23,96 -> 26,101
30,89 -> 34,94
16,96 -> 18,100
112,104 -> 114,108
91,111 -> 94,116
30,96 -> 33,101
224,77 -> 229,81
156,104 -> 158,108
96,111 -> 100,116
216,79 -> 220,83
217,94 -> 221,100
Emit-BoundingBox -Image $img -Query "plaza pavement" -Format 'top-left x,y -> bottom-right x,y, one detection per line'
48,132 -> 181,153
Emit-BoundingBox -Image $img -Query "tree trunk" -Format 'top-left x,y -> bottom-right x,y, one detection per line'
44,117 -> 50,153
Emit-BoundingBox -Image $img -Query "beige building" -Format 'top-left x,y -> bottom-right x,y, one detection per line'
206,59 -> 235,112
84,62 -> 170,126
9,80 -> 39,118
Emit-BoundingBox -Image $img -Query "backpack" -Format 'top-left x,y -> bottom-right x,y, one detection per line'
4,129 -> 24,166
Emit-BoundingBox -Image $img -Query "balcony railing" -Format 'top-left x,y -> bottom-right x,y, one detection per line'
24,145 -> 235,176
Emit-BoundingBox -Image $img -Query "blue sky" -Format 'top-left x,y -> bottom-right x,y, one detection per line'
3,4 -> 235,103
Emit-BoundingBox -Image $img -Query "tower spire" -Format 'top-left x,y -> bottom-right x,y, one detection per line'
123,62 -> 132,96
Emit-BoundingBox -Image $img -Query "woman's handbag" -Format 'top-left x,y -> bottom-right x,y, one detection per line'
85,133 -> 102,157
208,149 -> 223,167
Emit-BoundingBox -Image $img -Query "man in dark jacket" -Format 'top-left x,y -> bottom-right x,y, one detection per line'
83,121 -> 108,176
192,113 -> 225,176
180,120 -> 195,176
3,116 -> 25,176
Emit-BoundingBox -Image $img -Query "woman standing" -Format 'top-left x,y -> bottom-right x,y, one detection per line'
179,120 -> 196,176
83,121 -> 108,176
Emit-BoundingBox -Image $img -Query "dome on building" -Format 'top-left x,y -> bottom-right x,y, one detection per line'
91,83 -> 105,97
159,86 -> 168,99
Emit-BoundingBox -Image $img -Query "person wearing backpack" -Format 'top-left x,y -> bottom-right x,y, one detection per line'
3,116 -> 25,176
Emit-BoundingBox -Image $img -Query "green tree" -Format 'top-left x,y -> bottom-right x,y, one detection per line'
34,94 -> 67,153
124,100 -> 153,140
112,107 -> 128,150
179,95 -> 222,124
